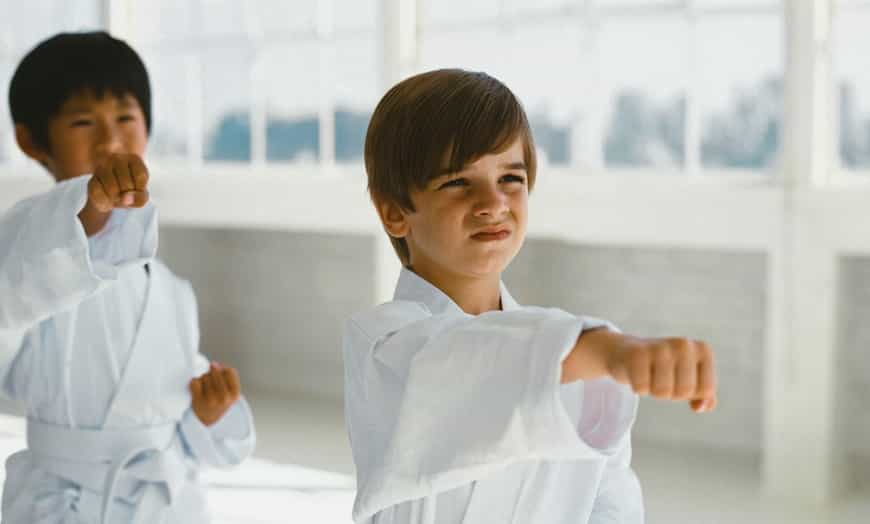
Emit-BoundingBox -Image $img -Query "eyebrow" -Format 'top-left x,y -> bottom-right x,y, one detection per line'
61,105 -> 93,115
61,95 -> 138,115
437,161 -> 527,176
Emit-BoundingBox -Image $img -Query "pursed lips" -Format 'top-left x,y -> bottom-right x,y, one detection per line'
470,225 -> 512,241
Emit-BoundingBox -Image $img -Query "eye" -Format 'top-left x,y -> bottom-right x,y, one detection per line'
118,114 -> 136,123
500,174 -> 526,184
70,119 -> 93,128
438,177 -> 468,190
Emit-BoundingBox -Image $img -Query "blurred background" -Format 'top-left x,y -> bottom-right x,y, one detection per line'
2,1 -> 870,522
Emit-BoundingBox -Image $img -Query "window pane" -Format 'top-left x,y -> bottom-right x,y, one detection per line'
253,0 -> 318,35
513,0 -> 575,14
422,0 -> 499,25
334,0 -> 377,32
0,0 -> 101,169
202,48 -> 255,163
333,37 -> 377,163
600,16 -> 689,168
835,7 -> 870,170
0,64 -> 14,165
697,14 -> 782,169
693,0 -> 779,8
596,1 -> 677,8
145,53 -> 191,162
262,45 -> 320,163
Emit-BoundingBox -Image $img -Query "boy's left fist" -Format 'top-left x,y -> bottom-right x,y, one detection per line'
190,362 -> 242,426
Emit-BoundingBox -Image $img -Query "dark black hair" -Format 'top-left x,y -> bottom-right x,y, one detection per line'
8,31 -> 151,150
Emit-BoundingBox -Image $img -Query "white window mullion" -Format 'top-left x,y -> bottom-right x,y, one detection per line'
685,2 -> 701,175
317,0 -> 336,169
373,0 -> 419,305
250,51 -> 267,166
102,0 -> 135,40
765,0 -> 840,506
379,0 -> 418,90
573,0 -> 603,172
184,53 -> 204,171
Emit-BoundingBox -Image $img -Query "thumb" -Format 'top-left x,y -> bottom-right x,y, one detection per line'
690,395 -> 717,413
189,377 -> 203,398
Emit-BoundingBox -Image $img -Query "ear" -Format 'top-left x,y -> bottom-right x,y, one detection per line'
375,199 -> 410,239
15,125 -> 51,165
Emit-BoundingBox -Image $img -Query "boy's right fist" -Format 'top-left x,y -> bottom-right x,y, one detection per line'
565,330 -> 718,413
79,153 -> 150,236
607,336 -> 718,413
86,153 -> 150,213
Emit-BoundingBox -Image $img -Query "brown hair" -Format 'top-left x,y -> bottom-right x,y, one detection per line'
364,68 -> 537,266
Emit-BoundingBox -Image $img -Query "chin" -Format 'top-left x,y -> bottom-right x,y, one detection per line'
462,256 -> 510,278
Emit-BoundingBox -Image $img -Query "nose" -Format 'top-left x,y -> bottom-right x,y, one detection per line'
93,122 -> 124,157
472,183 -> 509,219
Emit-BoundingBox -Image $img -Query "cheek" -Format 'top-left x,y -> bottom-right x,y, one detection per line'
54,138 -> 91,166
511,195 -> 528,223
125,127 -> 149,154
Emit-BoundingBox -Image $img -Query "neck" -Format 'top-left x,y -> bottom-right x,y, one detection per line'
410,262 -> 502,315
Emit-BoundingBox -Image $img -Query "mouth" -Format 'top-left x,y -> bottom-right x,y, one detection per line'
471,227 -> 512,242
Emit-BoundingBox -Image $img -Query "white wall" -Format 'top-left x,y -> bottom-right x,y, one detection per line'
159,226 -> 374,399
836,256 -> 870,488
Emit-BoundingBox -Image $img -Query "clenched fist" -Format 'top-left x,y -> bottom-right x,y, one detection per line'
564,330 -> 718,413
190,362 -> 242,427
606,336 -> 718,413
78,153 -> 150,236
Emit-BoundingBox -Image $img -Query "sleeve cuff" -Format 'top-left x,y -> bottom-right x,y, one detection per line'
525,314 -> 636,458
84,185 -> 158,278
179,397 -> 256,469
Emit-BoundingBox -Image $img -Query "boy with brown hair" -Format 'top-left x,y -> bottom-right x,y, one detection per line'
343,69 -> 718,523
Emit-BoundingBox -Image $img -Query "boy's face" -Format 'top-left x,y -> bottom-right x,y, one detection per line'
20,90 -> 147,182
398,137 -> 529,281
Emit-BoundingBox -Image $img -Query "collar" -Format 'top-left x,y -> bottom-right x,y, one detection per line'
393,267 -> 520,315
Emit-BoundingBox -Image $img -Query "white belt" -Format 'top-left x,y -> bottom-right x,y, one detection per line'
26,418 -> 186,524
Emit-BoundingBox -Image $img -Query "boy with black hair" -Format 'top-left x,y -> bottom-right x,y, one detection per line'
344,69 -> 719,523
0,32 -> 254,523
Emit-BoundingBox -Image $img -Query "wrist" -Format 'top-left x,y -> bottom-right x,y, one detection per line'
77,199 -> 111,237
562,327 -> 613,383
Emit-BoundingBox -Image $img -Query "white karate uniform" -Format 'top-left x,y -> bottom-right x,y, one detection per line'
0,176 -> 255,523
343,268 -> 643,523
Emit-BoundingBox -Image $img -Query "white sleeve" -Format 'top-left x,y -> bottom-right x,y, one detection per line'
176,285 -> 256,469
178,398 -> 257,468
0,176 -> 156,333
348,306 -> 637,521
589,439 -> 644,524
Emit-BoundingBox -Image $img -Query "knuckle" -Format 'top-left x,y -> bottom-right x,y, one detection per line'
671,337 -> 690,351
654,348 -> 674,366
698,383 -> 717,397
651,385 -> 671,397
674,385 -> 692,398
630,349 -> 649,367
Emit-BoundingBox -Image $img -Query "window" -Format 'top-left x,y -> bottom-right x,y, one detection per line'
419,0 -> 782,173
128,0 -> 377,168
